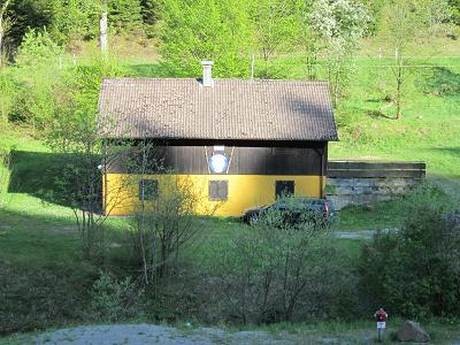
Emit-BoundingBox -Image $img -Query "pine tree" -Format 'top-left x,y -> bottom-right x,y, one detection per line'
109,0 -> 144,34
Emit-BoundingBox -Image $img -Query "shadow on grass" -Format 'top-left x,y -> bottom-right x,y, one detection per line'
366,109 -> 396,120
419,66 -> 460,97
430,147 -> 460,158
7,150 -> 102,210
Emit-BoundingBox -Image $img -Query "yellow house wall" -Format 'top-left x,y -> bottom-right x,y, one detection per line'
104,173 -> 325,217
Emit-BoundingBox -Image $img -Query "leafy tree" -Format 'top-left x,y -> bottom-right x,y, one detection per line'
376,0 -> 451,119
157,0 -> 252,77
109,0 -> 144,34
5,0 -> 53,56
448,0 -> 460,25
10,30 -> 63,128
48,0 -> 100,44
140,0 -> 160,38
250,0 -> 306,61
359,204 -> 460,317
309,0 -> 369,106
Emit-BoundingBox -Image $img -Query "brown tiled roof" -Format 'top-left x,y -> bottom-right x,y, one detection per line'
98,78 -> 338,141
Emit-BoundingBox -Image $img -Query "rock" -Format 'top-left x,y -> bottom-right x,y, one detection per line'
396,320 -> 430,343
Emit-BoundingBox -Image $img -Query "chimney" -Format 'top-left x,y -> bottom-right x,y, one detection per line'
201,60 -> 214,87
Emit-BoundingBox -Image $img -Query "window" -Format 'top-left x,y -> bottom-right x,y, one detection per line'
139,179 -> 159,200
209,180 -> 228,201
275,180 -> 295,198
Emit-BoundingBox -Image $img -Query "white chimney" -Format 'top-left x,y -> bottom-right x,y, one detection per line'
201,60 -> 214,87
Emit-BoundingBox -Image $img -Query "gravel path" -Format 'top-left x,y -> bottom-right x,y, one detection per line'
34,324 -> 373,345
35,324 -> 298,345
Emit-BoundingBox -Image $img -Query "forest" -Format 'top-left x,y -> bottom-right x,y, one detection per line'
0,0 -> 460,344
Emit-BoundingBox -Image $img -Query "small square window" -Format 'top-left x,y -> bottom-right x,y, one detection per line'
139,179 -> 159,200
275,180 -> 295,198
209,180 -> 228,201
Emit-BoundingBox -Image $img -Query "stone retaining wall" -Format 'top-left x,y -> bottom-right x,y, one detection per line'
326,161 -> 426,209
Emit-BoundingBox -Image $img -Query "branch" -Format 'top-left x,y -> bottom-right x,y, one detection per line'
0,0 -> 11,18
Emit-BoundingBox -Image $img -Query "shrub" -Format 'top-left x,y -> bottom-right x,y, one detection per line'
90,271 -> 143,322
203,205 -> 359,324
359,205 -> 460,318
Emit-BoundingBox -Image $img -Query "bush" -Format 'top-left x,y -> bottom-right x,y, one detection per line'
90,271 -> 144,322
203,205 -> 359,324
359,205 -> 460,318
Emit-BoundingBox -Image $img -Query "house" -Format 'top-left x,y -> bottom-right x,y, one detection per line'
97,61 -> 338,216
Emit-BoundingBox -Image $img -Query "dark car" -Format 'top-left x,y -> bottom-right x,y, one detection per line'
242,197 -> 334,226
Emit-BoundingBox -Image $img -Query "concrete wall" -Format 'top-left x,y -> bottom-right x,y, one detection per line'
326,161 -> 426,209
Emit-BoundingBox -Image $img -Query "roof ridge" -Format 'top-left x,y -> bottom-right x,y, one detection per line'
102,77 -> 330,84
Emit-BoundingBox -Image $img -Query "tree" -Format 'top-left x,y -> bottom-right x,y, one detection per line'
109,0 -> 143,35
100,0 -> 108,53
157,0 -> 252,77
140,0 -> 159,38
376,0 -> 451,119
309,0 -> 370,106
129,140 -> 201,285
45,57 -> 127,260
48,0 -> 100,44
250,0 -> 305,61
359,204 -> 460,317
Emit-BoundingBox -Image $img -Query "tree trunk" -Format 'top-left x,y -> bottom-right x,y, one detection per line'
0,0 -> 11,68
396,65 -> 402,120
394,48 -> 402,120
0,24 -> 3,68
99,0 -> 108,53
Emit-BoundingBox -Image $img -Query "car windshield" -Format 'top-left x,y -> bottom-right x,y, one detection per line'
273,198 -> 323,209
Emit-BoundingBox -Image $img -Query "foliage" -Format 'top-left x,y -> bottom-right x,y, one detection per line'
205,204 -> 359,324
359,191 -> 460,318
109,0 -> 144,35
157,0 -> 253,77
140,0 -> 160,37
6,29 -> 63,127
90,271 -> 143,322
42,56 -> 126,260
15,29 -> 63,67
374,0 -> 452,119
250,0 -> 306,61
48,0 -> 100,44
130,153 -> 201,284
309,0 -> 370,105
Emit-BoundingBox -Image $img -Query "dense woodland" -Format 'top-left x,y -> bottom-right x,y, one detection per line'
0,0 -> 460,342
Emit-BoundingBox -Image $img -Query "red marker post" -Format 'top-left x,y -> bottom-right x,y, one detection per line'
374,307 -> 388,342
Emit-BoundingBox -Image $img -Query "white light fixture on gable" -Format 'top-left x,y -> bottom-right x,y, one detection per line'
209,153 -> 228,174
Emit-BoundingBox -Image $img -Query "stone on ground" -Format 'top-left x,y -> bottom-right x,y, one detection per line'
396,320 -> 430,343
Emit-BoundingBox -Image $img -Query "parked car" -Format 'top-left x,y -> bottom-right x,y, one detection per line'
242,197 -> 334,226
